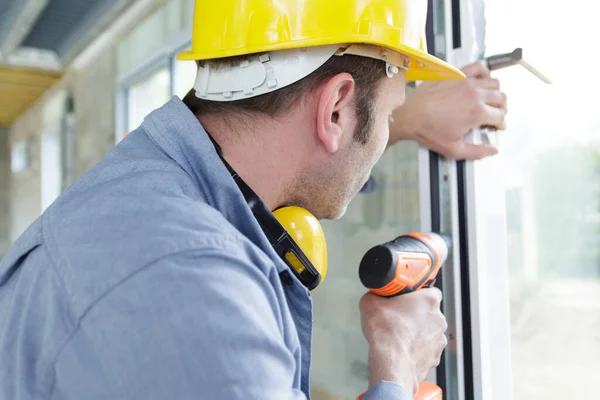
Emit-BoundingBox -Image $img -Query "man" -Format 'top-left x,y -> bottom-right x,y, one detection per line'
0,2 -> 506,400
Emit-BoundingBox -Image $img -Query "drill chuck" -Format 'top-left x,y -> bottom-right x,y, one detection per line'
359,233 -> 450,297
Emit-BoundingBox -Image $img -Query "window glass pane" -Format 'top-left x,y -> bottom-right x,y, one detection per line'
310,141 -> 421,399
485,0 -> 600,398
40,122 -> 62,213
173,58 -> 197,99
127,68 -> 170,133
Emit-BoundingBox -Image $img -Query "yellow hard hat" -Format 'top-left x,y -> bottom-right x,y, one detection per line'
273,206 -> 328,284
177,0 -> 465,83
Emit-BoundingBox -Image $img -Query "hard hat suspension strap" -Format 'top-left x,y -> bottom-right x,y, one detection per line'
193,44 -> 409,102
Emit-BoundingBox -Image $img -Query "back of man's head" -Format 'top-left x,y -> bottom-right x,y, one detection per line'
183,53 -> 387,145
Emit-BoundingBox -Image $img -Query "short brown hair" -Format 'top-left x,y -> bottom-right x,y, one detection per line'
182,54 -> 387,144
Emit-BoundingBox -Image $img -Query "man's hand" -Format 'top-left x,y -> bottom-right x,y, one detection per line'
390,61 -> 508,160
359,288 -> 448,396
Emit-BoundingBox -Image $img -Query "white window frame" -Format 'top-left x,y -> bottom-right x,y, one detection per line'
418,2 -> 474,400
419,1 -> 513,400
115,31 -> 192,144
442,0 -> 514,399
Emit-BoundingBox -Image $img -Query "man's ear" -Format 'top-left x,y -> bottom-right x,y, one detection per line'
316,73 -> 356,153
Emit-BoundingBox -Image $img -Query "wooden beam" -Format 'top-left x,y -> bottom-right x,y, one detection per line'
0,87 -> 50,98
0,69 -> 60,85
0,64 -> 62,125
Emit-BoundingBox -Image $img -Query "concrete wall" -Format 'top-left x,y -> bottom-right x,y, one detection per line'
0,128 -> 10,257
9,103 -> 43,243
118,0 -> 194,77
73,44 -> 118,176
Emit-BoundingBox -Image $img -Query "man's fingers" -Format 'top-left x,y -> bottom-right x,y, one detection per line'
461,60 -> 491,78
482,89 -> 508,112
482,104 -> 507,129
454,143 -> 499,160
475,77 -> 501,90
423,287 -> 443,306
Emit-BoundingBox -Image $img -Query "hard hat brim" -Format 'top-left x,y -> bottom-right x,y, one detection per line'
177,39 -> 465,82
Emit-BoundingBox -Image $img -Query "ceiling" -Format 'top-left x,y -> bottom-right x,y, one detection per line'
0,0 -> 136,127
0,0 -> 127,59
22,0 -> 124,58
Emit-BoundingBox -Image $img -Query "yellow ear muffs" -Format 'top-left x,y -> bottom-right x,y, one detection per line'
273,206 -> 328,285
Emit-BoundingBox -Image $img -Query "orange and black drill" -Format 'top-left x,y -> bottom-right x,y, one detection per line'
358,232 -> 451,400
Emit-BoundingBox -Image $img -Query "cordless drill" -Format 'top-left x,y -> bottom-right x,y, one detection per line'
358,232 -> 450,400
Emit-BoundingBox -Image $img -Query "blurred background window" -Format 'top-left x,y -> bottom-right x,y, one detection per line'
485,0 -> 600,398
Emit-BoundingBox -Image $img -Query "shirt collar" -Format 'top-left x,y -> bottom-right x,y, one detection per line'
141,97 -> 288,273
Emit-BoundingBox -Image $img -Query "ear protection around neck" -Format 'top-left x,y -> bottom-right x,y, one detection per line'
209,135 -> 326,291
